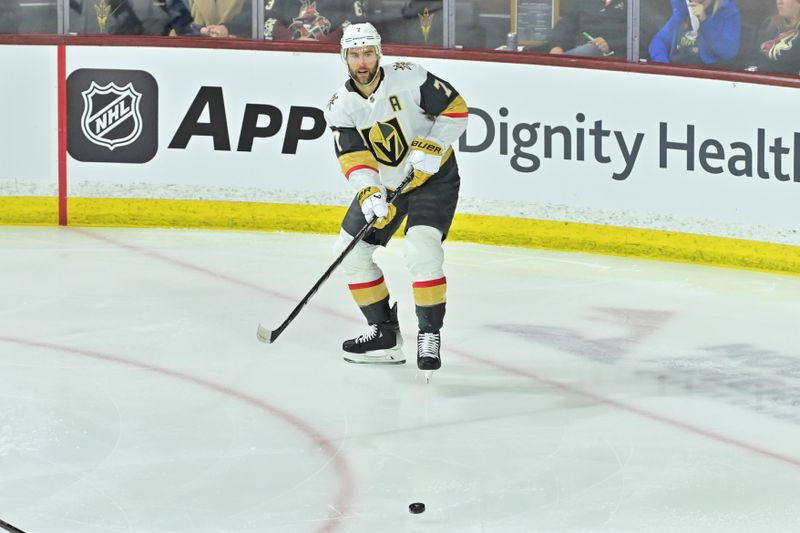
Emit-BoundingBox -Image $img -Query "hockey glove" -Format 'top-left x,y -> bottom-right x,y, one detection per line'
404,137 -> 445,192
357,185 -> 396,229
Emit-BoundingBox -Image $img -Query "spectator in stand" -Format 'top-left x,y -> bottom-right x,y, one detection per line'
743,0 -> 800,74
648,0 -> 741,65
168,0 -> 249,37
546,0 -> 629,57
105,0 -> 146,34
264,0 -> 363,41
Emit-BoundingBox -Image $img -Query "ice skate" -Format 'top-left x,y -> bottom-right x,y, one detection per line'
343,303 -> 405,364
416,331 -> 441,382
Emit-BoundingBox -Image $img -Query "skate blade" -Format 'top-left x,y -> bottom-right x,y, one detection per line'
343,346 -> 406,365
423,370 -> 435,383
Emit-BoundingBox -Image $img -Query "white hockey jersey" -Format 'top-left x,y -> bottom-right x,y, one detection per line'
323,61 -> 468,191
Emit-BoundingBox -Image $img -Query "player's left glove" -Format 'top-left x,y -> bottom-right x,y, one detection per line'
403,137 -> 445,192
357,185 -> 396,230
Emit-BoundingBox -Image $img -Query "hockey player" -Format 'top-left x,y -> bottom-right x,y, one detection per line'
324,22 -> 468,378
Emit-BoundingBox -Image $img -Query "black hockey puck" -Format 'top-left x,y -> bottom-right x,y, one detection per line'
409,502 -> 426,514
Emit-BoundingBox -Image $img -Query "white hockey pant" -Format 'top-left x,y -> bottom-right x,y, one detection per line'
333,225 -> 444,285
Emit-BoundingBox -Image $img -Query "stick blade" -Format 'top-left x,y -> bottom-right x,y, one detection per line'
256,323 -> 275,344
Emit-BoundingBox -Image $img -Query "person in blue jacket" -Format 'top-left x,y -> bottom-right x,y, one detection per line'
649,0 -> 741,65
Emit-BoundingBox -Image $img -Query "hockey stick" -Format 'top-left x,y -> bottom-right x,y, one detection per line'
257,173 -> 414,344
0,517 -> 28,533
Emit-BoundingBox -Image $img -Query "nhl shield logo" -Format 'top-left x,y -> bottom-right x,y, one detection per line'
80,81 -> 143,150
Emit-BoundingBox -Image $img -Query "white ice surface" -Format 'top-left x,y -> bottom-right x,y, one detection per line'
0,227 -> 799,533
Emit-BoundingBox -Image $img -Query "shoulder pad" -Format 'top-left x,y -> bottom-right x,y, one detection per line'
323,86 -> 353,127
382,61 -> 428,88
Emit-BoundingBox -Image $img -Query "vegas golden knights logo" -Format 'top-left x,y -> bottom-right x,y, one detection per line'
360,117 -> 409,167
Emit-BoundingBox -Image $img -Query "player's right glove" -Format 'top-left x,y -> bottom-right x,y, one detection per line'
403,137 -> 445,192
357,185 -> 396,229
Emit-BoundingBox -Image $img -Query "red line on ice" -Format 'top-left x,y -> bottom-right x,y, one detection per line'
0,336 -> 354,533
75,229 -> 800,469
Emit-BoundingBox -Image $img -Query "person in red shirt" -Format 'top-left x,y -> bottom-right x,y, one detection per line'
264,0 -> 364,41
744,0 -> 800,74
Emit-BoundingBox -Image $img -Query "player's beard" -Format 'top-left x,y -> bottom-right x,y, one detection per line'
349,63 -> 379,86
